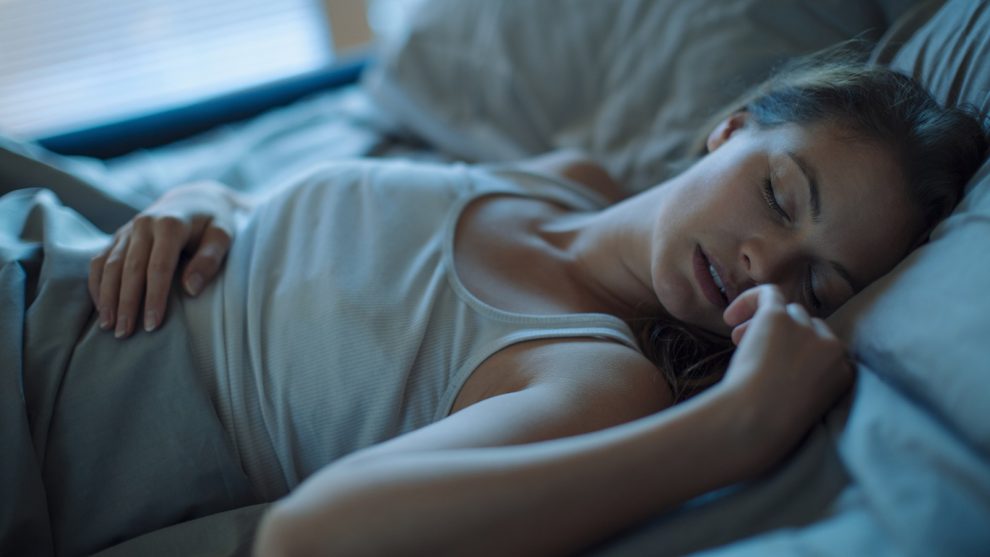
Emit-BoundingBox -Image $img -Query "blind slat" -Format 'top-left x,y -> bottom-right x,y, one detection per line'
0,0 -> 334,138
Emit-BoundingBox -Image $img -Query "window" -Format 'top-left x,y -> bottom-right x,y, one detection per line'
0,0 -> 337,139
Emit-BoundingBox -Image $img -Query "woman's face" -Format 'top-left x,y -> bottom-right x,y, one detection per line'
650,114 -> 920,335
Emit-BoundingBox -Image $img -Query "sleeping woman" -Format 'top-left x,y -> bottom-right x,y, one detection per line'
5,56 -> 986,556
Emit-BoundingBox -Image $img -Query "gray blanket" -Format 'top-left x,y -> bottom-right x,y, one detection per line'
0,185 -> 260,555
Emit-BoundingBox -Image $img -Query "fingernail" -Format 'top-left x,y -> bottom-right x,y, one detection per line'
99,307 -> 111,330
115,316 -> 129,339
144,310 -> 158,332
185,274 -> 203,296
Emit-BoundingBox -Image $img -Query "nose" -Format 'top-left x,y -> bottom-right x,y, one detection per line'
739,234 -> 803,291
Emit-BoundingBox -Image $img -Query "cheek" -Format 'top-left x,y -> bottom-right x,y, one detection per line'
649,239 -> 690,319
650,241 -> 728,333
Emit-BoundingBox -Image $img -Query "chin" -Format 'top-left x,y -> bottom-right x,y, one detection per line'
653,265 -> 729,338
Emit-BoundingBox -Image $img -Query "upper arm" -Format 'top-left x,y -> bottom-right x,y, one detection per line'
340,340 -> 672,465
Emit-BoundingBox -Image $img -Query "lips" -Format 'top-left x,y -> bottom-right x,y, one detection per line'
693,245 -> 728,309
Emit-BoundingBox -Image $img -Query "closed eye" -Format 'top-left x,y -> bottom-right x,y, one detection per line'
804,266 -> 824,313
762,178 -> 790,221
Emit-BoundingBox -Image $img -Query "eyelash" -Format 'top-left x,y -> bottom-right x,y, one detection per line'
763,177 -> 822,311
804,267 -> 824,312
761,178 -> 790,221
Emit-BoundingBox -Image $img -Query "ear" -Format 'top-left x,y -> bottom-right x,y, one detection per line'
705,111 -> 749,153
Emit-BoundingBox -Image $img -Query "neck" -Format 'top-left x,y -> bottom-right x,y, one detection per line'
536,183 -> 674,322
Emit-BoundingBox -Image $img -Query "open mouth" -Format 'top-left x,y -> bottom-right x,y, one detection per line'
693,245 -> 728,309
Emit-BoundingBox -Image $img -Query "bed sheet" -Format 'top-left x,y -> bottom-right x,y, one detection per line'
4,74 -> 988,555
5,84 -> 450,219
100,84 -> 454,204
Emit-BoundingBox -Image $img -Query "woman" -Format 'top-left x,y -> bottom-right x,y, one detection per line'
76,59 -> 986,556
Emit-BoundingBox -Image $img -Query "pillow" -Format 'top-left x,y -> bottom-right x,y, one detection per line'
831,0 -> 990,454
887,0 -> 990,115
362,0 -> 903,193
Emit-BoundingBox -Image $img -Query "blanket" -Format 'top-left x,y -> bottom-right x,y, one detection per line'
0,185 -> 261,555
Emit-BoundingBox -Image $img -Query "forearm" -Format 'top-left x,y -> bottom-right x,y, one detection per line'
254,387 -> 780,557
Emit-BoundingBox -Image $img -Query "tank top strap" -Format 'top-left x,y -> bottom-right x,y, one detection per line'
467,165 -> 612,211
433,317 -> 643,422
436,164 -> 649,421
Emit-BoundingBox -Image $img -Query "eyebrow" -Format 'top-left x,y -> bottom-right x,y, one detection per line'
787,152 -> 861,295
787,151 -> 821,223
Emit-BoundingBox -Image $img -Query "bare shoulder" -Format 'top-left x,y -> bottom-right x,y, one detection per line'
512,149 -> 628,204
453,337 -> 673,425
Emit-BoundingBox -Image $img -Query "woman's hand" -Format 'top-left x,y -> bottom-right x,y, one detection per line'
719,284 -> 853,450
88,180 -> 245,339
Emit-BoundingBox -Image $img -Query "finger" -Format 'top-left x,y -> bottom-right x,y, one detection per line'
98,236 -> 130,331
730,320 -> 750,346
724,284 -> 785,326
810,316 -> 835,339
826,351 -> 856,399
88,247 -> 109,310
142,218 -> 187,332
723,288 -> 760,327
182,224 -> 232,296
114,225 -> 154,339
785,303 -> 813,327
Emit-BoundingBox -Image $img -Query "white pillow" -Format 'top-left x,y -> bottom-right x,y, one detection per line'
363,0 -> 899,192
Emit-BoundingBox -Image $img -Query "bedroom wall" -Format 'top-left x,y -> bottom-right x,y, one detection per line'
323,0 -> 374,52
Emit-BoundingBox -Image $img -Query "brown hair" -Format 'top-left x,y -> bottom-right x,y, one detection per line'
642,47 -> 989,403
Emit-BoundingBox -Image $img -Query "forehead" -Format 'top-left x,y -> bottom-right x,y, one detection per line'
764,122 -> 920,288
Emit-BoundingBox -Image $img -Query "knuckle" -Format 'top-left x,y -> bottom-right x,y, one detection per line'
104,254 -> 124,270
117,294 -> 139,309
212,235 -> 232,252
199,245 -> 226,264
763,305 -> 788,321
760,283 -> 782,296
144,294 -> 165,309
824,336 -> 844,352
209,225 -> 233,242
156,215 -> 185,233
133,214 -> 155,230
123,257 -> 145,273
114,223 -> 132,239
146,259 -> 172,276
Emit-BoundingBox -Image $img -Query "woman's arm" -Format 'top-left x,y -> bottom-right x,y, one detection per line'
255,383 -> 770,557
88,180 -> 255,338
254,286 -> 851,557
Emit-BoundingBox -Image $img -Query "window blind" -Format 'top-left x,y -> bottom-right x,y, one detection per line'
0,0 -> 334,139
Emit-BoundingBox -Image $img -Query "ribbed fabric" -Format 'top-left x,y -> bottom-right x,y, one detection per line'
181,160 -> 641,500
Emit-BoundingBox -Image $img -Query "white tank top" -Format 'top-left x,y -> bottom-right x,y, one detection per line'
180,160 -> 641,500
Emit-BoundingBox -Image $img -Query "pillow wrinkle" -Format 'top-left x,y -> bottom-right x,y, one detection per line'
364,0 -> 907,191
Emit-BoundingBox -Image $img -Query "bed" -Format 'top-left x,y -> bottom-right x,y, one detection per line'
1,0 -> 988,555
